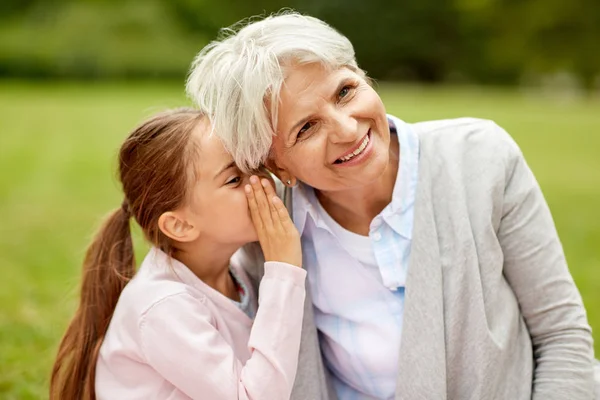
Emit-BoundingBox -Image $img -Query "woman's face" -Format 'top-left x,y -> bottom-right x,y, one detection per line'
269,63 -> 390,192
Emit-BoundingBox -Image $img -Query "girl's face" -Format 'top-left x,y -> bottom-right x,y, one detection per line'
182,119 -> 271,246
269,63 -> 390,192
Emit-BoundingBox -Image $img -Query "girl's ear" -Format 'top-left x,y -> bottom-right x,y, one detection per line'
264,158 -> 297,187
158,211 -> 199,243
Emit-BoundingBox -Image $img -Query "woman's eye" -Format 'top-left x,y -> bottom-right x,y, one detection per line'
297,122 -> 312,137
338,85 -> 353,99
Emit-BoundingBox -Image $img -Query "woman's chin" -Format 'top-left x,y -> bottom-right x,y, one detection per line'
310,161 -> 389,192
346,144 -> 390,185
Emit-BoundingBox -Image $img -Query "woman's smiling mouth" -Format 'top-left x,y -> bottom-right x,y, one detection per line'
334,130 -> 372,165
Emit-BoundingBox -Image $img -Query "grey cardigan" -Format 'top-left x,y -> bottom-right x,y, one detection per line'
244,118 -> 598,399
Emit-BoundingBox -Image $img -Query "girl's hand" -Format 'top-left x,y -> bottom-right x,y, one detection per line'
245,176 -> 302,268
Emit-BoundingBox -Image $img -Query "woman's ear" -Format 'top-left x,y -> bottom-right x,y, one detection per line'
158,211 -> 199,243
264,158 -> 297,187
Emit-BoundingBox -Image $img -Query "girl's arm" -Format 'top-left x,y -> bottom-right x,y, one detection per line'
495,125 -> 595,399
140,177 -> 306,400
139,261 -> 306,400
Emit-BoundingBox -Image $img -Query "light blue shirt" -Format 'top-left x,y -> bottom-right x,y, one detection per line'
292,115 -> 420,399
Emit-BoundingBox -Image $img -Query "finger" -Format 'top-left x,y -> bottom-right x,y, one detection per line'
272,195 -> 296,232
250,175 -> 273,227
245,184 -> 264,232
261,179 -> 282,228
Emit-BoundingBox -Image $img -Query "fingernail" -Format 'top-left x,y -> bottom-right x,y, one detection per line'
261,179 -> 269,187
251,176 -> 260,184
244,185 -> 251,193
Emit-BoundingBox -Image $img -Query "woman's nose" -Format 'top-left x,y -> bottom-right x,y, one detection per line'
328,113 -> 359,143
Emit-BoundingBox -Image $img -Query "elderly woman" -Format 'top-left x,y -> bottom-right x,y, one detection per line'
186,12 -> 598,400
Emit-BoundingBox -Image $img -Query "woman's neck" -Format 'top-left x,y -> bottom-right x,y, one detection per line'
173,240 -> 241,301
316,136 -> 399,236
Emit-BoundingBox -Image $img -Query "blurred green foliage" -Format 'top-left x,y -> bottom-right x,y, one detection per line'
0,0 -> 207,79
0,0 -> 599,88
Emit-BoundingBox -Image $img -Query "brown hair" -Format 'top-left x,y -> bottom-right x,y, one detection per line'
50,107 -> 204,400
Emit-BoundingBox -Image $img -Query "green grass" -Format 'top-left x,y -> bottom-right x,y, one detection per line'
1,81 -> 599,398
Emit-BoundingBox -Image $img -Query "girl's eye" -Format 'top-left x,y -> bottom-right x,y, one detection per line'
226,176 -> 241,185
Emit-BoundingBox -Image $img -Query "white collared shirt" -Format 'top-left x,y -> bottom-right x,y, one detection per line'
292,115 -> 420,399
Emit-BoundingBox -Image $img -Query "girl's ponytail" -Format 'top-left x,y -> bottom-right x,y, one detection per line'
50,203 -> 135,400
50,107 -> 204,400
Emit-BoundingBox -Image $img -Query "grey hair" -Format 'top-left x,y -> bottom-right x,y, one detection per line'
185,11 -> 365,172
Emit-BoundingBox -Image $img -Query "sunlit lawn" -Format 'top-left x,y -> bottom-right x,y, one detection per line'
1,81 -> 598,399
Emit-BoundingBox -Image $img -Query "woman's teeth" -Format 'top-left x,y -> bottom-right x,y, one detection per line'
337,134 -> 370,163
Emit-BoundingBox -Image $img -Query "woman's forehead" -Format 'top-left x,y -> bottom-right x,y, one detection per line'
282,64 -> 346,96
279,65 -> 354,118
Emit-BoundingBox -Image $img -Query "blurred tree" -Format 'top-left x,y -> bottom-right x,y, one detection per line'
524,0 -> 600,92
297,0 -> 462,82
0,0 -> 209,79
165,0 -> 293,33
0,0 -> 597,91
0,0 -> 42,18
454,0 -> 600,89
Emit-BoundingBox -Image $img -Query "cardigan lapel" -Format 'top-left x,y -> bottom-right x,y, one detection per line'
290,283 -> 337,400
395,149 -> 448,400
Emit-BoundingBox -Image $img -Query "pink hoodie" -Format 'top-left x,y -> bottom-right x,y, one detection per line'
95,247 -> 306,400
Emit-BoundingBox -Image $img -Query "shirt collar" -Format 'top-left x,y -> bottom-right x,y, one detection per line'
292,181 -> 323,235
292,114 -> 420,238
384,114 -> 420,239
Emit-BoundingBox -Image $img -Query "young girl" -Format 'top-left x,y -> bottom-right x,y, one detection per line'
50,108 -> 306,400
